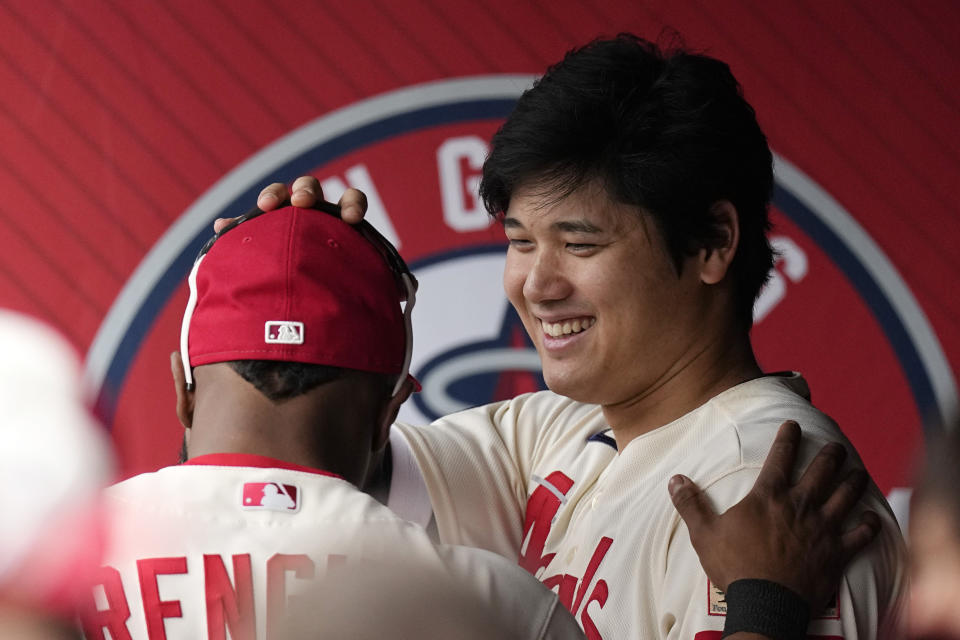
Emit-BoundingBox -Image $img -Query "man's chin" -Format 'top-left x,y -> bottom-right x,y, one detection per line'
542,371 -> 600,404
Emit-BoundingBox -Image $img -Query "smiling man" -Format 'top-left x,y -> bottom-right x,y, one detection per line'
498,181 -> 758,439
256,34 -> 905,639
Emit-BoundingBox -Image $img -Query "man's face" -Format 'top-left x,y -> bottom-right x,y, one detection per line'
501,182 -> 709,407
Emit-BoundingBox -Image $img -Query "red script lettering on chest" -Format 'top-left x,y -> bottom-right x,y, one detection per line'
519,470 -> 613,640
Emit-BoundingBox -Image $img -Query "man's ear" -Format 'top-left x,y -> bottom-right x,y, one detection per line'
372,377 -> 415,452
699,200 -> 740,285
170,351 -> 195,429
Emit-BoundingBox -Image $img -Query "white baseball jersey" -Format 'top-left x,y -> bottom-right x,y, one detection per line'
80,453 -> 584,640
392,373 -> 907,640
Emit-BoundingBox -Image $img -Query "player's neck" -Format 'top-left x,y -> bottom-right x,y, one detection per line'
187,378 -> 376,486
187,431 -> 370,486
601,331 -> 762,450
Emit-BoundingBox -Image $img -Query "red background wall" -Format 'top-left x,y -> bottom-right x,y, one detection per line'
0,0 -> 956,494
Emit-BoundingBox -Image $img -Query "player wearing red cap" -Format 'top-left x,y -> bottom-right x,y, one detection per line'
79,205 -> 584,640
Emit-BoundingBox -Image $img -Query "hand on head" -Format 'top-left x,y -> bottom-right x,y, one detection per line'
668,420 -> 880,612
213,176 -> 369,233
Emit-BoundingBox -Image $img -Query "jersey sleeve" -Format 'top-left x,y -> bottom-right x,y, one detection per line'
386,427 -> 435,529
391,392 -> 578,558
658,466 -> 907,640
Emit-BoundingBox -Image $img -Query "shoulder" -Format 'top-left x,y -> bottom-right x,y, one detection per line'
439,544 -> 561,610
398,390 -> 605,441
705,373 -> 850,471
395,390 -> 609,486
697,376 -> 907,598
437,544 -> 583,639
105,467 -> 177,503
105,464 -> 407,526
716,373 -> 832,433
665,374 -> 871,506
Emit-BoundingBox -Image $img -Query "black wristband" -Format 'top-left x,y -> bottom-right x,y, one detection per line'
721,579 -> 810,640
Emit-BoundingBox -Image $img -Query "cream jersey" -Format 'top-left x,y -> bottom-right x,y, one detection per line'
393,373 -> 907,640
80,454 -> 584,640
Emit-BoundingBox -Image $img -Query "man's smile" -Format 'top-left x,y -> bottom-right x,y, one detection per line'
539,316 -> 596,338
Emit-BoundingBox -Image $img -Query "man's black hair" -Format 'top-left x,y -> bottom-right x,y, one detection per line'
227,360 -> 347,402
479,33 -> 775,328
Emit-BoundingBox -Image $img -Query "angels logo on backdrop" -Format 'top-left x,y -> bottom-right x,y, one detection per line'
84,76 -> 956,492
404,247 -> 544,423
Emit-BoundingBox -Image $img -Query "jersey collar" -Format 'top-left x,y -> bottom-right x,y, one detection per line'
183,453 -> 344,480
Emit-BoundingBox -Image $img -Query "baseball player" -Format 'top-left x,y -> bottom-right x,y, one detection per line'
79,205 -> 585,640
254,34 -> 906,640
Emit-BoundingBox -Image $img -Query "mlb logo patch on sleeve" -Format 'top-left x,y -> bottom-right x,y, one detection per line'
242,482 -> 300,512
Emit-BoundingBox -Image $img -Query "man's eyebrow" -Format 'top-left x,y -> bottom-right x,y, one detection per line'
551,220 -> 603,233
501,217 -> 604,233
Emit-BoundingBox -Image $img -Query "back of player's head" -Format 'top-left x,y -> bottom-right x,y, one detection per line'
480,32 -> 775,328
180,204 -> 416,401
223,360 -> 347,402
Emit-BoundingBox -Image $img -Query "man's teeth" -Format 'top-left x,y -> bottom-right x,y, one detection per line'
541,317 -> 595,337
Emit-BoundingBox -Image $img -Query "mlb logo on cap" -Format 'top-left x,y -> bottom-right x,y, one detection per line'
265,321 -> 304,345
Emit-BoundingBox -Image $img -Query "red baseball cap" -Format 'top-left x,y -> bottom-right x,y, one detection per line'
180,206 -> 415,392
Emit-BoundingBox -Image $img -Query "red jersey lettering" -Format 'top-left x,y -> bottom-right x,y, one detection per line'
519,471 -> 574,574
572,536 -> 613,614
137,557 -> 187,640
542,573 -> 578,610
267,554 -> 315,640
581,580 -> 609,640
521,470 -> 615,637
540,536 -> 614,618
204,554 -> 255,640
80,566 -> 133,640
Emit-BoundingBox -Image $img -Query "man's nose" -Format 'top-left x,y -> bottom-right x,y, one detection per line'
523,251 -> 570,303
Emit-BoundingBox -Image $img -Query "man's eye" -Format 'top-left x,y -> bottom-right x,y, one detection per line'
508,238 -> 533,249
566,243 -> 596,252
